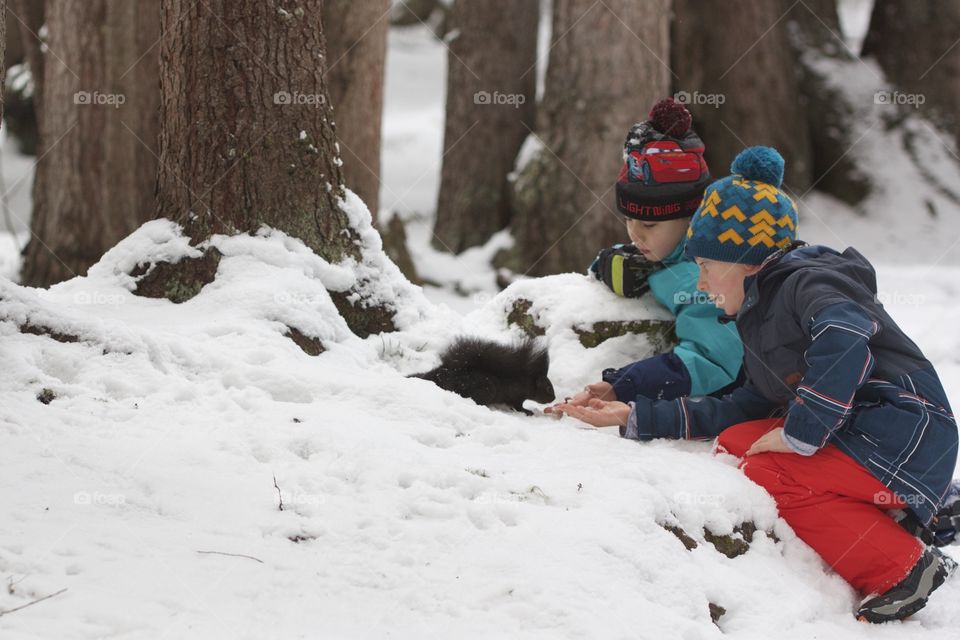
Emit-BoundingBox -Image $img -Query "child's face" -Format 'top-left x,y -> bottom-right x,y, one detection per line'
625,217 -> 690,262
694,257 -> 762,315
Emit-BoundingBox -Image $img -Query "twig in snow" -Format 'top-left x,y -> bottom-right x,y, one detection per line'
6,575 -> 26,595
195,550 -> 264,564
0,587 -> 68,617
273,474 -> 284,511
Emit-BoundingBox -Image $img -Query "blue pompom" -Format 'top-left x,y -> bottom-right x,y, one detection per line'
730,146 -> 785,188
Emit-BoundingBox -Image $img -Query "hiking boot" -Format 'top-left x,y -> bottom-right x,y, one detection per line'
892,497 -> 960,547
931,486 -> 960,546
892,509 -> 935,545
856,547 -> 957,623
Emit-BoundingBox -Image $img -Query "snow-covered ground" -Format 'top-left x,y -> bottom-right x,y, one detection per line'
5,2 -> 960,637
5,192 -> 960,631
2,199 -> 960,639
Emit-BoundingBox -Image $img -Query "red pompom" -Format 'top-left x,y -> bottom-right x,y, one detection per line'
648,98 -> 692,137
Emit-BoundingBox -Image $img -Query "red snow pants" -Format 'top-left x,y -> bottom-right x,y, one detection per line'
715,418 -> 923,595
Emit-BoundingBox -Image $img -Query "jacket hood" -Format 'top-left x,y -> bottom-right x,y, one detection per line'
722,243 -> 878,324
755,243 -> 878,295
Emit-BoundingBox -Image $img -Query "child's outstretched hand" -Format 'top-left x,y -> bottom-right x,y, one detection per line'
744,427 -> 795,455
544,381 -> 615,415
549,398 -> 631,428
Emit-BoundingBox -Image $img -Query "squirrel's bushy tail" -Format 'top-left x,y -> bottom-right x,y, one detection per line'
437,337 -> 548,380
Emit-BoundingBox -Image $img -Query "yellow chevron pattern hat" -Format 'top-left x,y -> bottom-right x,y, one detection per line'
684,146 -> 798,265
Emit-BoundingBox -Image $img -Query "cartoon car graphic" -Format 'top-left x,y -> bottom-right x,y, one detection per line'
625,140 -> 704,185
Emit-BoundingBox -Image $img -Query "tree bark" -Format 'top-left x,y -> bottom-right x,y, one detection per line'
671,0 -> 812,192
0,0 -> 5,121
19,0 -> 160,287
136,0 -> 393,336
323,0 -> 389,221
432,0 -> 538,254
9,0 -> 45,106
4,0 -> 44,154
504,0 -> 670,277
862,0 -> 960,147
5,0 -> 42,72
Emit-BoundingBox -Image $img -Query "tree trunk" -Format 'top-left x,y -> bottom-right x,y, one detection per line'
4,0 -> 44,154
504,0 -> 670,277
671,0 -> 812,192
862,0 -> 960,147
0,0 -> 5,119
432,0 -> 538,254
19,0 -> 160,287
5,0 -> 42,70
323,0 -> 389,221
783,0 -> 870,204
136,0 -> 393,336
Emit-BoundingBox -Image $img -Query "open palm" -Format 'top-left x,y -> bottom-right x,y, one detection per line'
552,398 -> 631,428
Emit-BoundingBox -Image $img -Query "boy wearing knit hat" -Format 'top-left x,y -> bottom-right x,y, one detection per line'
570,98 -> 744,408
556,146 -> 959,623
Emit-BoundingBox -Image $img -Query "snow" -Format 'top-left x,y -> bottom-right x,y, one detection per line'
380,25 -> 446,221
512,133 -> 545,177
838,0 -> 875,54
0,126 -> 39,241
5,64 -> 33,100
793,48 -> 960,265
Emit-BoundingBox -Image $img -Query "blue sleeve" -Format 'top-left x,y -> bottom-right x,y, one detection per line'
782,301 -> 878,451
648,264 -> 743,397
673,301 -> 744,396
602,353 -> 692,402
620,381 -> 778,441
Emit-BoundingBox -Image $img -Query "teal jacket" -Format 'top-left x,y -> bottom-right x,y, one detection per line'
602,239 -> 744,399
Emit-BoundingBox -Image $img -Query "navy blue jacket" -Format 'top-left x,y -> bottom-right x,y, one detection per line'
621,244 -> 958,525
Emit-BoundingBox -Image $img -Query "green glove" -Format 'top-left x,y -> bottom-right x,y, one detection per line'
588,244 -> 663,298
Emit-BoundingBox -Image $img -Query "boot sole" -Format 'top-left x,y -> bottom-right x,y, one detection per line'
856,555 -> 949,623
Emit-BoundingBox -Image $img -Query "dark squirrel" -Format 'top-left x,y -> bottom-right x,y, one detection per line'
410,337 -> 555,413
